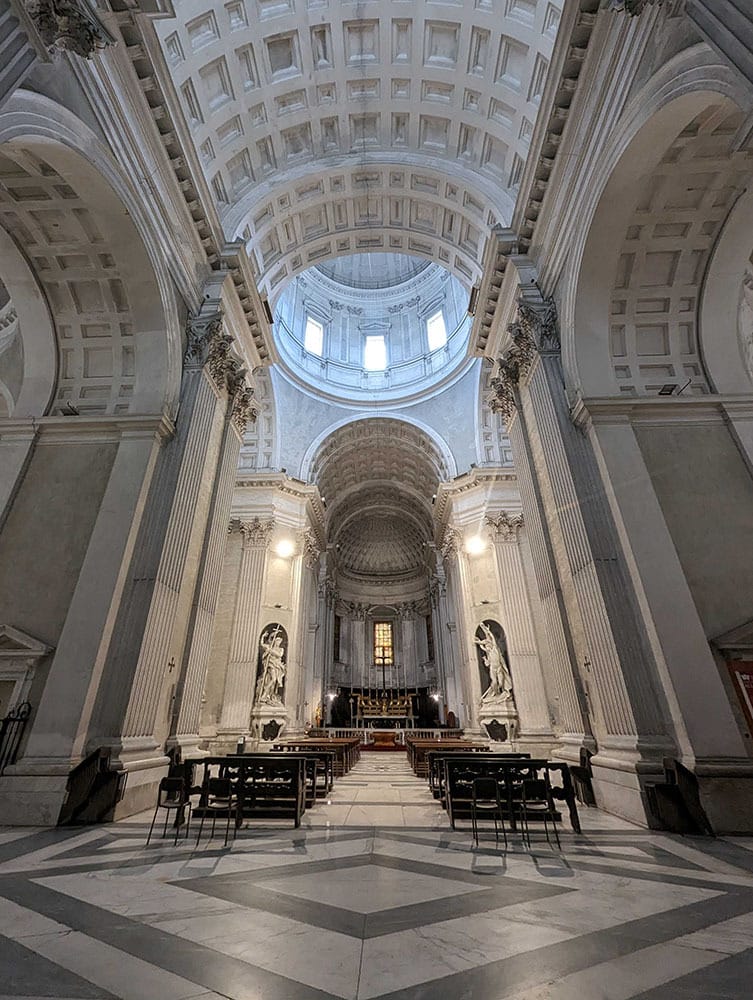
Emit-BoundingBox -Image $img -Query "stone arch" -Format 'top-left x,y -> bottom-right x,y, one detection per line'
0,93 -> 183,417
300,411 -> 456,484
563,49 -> 753,398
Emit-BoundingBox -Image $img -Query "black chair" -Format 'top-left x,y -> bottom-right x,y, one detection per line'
471,776 -> 507,849
146,776 -> 192,846
195,776 -> 238,847
515,771 -> 561,849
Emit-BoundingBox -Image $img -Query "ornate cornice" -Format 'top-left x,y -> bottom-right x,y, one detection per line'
229,516 -> 275,547
486,511 -> 524,542
24,0 -> 115,59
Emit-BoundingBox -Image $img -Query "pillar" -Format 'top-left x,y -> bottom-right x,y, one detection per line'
491,278 -> 674,822
168,366 -> 257,756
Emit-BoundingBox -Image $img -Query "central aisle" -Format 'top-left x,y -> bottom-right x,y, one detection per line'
303,750 -> 446,829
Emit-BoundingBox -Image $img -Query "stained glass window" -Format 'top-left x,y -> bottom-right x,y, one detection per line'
374,621 -> 394,666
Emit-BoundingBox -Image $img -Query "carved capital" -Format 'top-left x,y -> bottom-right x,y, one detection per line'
226,359 -> 258,432
25,0 -> 115,59
605,0 -> 666,14
299,528 -> 321,569
486,511 -> 524,542
518,296 -> 559,355
441,526 -> 462,561
229,516 -> 275,548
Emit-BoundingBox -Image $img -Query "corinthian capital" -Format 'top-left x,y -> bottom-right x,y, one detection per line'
226,359 -> 258,432
25,0 -> 115,58
486,511 -> 524,542
517,296 -> 559,355
229,516 -> 275,547
299,528 -> 321,569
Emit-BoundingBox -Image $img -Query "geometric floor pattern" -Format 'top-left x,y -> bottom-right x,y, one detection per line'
1,755 -> 753,999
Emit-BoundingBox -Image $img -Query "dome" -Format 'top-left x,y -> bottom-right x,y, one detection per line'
337,513 -> 425,579
273,252 -> 474,404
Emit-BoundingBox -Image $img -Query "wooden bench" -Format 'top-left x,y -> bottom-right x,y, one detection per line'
195,755 -> 306,828
406,739 -> 489,778
427,749 -> 529,801
271,744 -> 335,796
297,737 -> 361,775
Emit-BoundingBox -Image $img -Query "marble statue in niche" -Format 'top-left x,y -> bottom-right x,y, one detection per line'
255,624 -> 287,705
474,620 -> 514,704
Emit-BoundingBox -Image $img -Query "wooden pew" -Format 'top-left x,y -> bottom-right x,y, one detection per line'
297,737 -> 361,775
406,738 -> 489,778
427,749 -> 530,801
195,755 -> 306,828
272,744 -> 335,796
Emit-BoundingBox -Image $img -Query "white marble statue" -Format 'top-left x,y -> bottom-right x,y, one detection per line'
474,622 -> 514,704
255,626 -> 286,705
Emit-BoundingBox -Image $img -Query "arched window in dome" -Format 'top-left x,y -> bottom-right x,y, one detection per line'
364,333 -> 387,371
426,309 -> 447,351
304,316 -> 324,356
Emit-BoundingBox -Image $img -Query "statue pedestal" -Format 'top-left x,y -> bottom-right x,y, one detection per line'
478,699 -> 518,744
249,703 -> 288,746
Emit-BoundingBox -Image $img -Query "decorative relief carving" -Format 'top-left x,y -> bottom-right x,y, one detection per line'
518,297 -> 559,355
440,526 -> 462,561
486,511 -> 524,541
229,516 -> 275,547
341,600 -> 368,620
299,528 -> 321,569
489,295 -> 559,420
25,0 -> 115,59
226,359 -> 258,431
397,601 -> 419,620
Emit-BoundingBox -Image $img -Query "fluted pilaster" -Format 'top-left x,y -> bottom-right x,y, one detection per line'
219,517 -> 274,733
487,513 -> 552,737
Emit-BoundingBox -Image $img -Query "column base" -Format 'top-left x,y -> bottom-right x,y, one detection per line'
103,737 -> 169,820
589,739 -> 670,828
165,734 -> 209,760
0,757 -> 73,826
694,759 -> 753,834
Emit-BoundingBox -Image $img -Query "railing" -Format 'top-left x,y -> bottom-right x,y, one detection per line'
309,726 -> 461,745
0,701 -> 31,773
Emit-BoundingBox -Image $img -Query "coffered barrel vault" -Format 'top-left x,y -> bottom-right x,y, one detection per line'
156,0 -> 562,298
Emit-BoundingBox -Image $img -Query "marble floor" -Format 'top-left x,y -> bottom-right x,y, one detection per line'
1,753 -> 753,999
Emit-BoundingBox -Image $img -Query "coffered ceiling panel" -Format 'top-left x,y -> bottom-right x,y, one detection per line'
156,0 -> 562,298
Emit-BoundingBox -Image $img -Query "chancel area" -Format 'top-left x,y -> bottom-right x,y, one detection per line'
2,1 -> 753,998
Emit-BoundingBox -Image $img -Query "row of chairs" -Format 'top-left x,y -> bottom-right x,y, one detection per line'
469,772 -> 561,849
146,773 -> 238,848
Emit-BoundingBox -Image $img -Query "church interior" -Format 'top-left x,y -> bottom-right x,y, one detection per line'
1,0 -> 753,997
